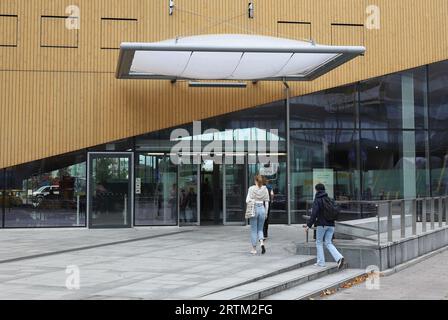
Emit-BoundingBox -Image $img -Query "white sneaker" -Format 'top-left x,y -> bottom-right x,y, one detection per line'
250,249 -> 257,255
314,263 -> 325,267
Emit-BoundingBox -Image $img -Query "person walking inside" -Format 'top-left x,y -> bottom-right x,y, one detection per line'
304,183 -> 345,269
262,177 -> 274,240
246,175 -> 270,255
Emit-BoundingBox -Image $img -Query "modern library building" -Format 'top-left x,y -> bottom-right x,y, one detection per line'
0,0 -> 447,228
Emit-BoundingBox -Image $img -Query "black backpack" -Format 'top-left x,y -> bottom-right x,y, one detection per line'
321,196 -> 340,222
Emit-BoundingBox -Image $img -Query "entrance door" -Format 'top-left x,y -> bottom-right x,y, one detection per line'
223,163 -> 247,225
178,163 -> 199,226
88,152 -> 133,228
200,160 -> 223,225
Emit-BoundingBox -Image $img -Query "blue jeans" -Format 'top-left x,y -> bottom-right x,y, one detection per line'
250,204 -> 266,247
316,226 -> 343,266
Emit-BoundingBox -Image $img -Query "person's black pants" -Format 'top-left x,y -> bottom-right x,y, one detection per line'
263,207 -> 270,238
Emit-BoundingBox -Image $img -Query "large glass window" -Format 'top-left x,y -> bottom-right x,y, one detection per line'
248,155 -> 287,224
359,67 -> 428,130
4,151 -> 87,227
290,84 -> 357,129
428,60 -> 448,130
290,130 -> 360,223
360,130 -> 404,200
429,131 -> 448,196
135,153 -> 178,225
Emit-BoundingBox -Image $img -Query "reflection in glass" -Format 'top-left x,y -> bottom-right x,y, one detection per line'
290,130 -> 360,223
90,155 -> 131,227
178,163 -> 199,225
4,152 -> 87,227
248,156 -> 287,224
428,60 -> 448,129
429,131 -> 448,196
135,154 -> 177,225
359,66 -> 428,130
290,84 -> 357,129
200,160 -> 222,225
224,163 -> 246,224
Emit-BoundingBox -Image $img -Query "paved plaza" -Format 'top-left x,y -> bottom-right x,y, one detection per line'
324,250 -> 448,300
0,225 -> 306,299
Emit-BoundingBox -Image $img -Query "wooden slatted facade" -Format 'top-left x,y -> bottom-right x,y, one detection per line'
1,0 -> 448,168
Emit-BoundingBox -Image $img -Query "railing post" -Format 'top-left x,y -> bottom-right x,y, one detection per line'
76,194 -> 80,226
422,198 -> 427,233
430,197 -> 435,230
387,201 -> 393,242
377,204 -> 382,247
412,199 -> 417,236
400,199 -> 406,239
438,197 -> 443,228
445,197 -> 448,226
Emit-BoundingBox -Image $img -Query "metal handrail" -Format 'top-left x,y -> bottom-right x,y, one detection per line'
302,195 -> 448,247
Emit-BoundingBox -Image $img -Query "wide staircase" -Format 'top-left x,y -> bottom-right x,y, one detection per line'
200,255 -> 366,300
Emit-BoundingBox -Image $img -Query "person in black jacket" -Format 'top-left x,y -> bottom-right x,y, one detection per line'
304,183 -> 344,269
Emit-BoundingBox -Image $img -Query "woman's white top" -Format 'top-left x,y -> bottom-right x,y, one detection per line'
246,185 -> 270,213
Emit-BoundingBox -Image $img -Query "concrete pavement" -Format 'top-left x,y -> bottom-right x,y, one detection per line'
323,250 -> 448,300
0,225 -> 307,299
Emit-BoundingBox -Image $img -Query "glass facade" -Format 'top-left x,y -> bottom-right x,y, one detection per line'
1,60 -> 447,228
3,151 -> 87,227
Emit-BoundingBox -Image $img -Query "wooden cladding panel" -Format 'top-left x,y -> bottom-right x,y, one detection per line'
40,16 -> 78,48
331,24 -> 364,46
277,22 -> 312,41
0,15 -> 18,46
1,0 -> 448,168
100,18 -> 138,49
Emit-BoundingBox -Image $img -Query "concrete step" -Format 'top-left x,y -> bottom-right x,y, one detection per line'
201,263 -> 341,300
194,255 -> 317,298
262,268 -> 366,300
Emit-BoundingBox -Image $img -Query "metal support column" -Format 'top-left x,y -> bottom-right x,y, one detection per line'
284,81 -> 291,225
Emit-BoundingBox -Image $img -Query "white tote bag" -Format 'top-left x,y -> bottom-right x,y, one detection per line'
245,201 -> 255,219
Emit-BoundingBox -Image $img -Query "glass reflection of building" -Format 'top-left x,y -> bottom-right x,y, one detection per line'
1,60 -> 448,228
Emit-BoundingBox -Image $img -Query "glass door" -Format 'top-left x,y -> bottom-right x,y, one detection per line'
178,163 -> 199,226
223,162 -> 247,225
200,160 -> 223,225
88,152 -> 133,228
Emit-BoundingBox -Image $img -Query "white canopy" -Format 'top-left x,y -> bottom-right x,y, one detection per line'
116,34 -> 365,81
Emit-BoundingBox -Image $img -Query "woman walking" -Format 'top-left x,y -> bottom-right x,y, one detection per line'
246,174 -> 270,255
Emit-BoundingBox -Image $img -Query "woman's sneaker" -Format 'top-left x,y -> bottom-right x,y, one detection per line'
250,249 -> 257,255
261,244 -> 266,255
337,257 -> 345,269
